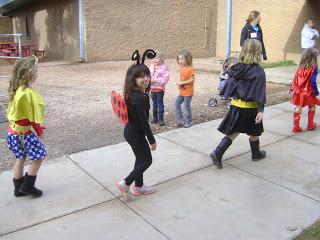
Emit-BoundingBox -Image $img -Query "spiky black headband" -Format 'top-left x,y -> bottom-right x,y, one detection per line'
131,49 -> 156,65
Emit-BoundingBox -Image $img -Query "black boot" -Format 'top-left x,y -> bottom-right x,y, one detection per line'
13,177 -> 27,197
210,137 -> 232,169
151,110 -> 158,124
158,112 -> 165,126
249,139 -> 266,161
20,173 -> 43,197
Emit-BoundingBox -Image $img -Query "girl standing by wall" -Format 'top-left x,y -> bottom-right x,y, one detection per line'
6,56 -> 46,198
150,50 -> 170,126
240,10 -> 267,61
175,50 -> 195,128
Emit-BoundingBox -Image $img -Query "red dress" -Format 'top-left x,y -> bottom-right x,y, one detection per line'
290,67 -> 320,107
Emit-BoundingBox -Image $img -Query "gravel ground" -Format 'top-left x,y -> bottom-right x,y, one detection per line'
0,58 -> 290,172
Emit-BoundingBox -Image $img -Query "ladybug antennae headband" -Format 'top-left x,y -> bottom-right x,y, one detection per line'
132,50 -> 141,65
131,49 -> 156,65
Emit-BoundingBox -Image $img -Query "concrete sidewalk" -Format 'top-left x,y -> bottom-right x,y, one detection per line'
1,102 -> 320,240
264,66 -> 297,85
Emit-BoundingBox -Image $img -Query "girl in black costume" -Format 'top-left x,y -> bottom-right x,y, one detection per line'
116,50 -> 157,198
210,39 -> 266,169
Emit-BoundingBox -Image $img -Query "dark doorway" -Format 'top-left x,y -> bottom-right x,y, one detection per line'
284,0 -> 320,58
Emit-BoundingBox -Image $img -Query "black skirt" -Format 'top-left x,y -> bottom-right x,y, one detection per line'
218,105 -> 264,136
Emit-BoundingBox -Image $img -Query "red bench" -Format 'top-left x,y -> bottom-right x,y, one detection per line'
1,48 -> 17,64
32,49 -> 46,61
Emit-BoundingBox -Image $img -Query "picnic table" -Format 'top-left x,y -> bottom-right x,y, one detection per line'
0,42 -> 45,63
0,43 -> 36,56
10,43 -> 36,56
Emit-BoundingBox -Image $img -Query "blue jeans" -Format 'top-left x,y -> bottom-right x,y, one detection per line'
175,95 -> 192,124
151,91 -> 164,113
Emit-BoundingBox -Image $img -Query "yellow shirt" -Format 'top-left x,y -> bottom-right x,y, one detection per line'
6,86 -> 45,124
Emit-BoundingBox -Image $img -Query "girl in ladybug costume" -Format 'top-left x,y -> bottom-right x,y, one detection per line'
290,48 -> 320,133
116,50 -> 157,198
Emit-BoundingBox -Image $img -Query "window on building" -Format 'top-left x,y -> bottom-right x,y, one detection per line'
25,16 -> 31,40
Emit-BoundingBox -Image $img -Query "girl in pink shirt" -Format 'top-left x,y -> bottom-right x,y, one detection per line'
150,50 -> 170,126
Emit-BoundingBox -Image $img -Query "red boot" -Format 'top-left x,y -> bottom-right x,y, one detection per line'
292,112 -> 302,133
307,107 -> 317,131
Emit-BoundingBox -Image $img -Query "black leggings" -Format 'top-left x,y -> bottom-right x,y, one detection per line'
124,126 -> 152,187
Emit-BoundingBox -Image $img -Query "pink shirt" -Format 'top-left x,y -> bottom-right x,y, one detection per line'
150,63 -> 170,92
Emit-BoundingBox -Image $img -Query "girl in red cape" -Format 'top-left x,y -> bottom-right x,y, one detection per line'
290,48 -> 320,133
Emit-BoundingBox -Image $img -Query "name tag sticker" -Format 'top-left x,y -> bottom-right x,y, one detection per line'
250,32 -> 258,38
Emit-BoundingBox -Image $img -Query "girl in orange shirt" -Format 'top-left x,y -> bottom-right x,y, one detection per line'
175,50 -> 195,128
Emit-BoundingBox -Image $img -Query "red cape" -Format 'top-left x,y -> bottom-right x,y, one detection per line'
290,67 -> 320,107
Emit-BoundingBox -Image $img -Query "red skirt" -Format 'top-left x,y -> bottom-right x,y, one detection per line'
291,92 -> 320,107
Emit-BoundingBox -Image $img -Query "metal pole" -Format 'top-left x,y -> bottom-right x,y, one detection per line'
226,0 -> 232,57
18,33 -> 22,58
78,0 -> 86,62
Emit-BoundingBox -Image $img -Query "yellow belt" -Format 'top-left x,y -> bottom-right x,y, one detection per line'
9,121 -> 31,134
231,99 -> 258,108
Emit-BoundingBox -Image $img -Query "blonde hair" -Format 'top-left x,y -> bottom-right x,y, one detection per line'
8,56 -> 37,101
177,50 -> 193,66
155,50 -> 165,60
239,39 -> 262,64
246,10 -> 260,24
300,48 -> 318,68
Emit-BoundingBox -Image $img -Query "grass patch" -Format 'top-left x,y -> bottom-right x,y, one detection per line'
261,60 -> 296,69
295,220 -> 320,240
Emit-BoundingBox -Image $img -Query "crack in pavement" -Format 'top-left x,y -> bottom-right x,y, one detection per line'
68,157 -> 173,240
0,198 -> 115,237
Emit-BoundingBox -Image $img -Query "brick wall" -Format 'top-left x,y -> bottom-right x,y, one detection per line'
216,0 -> 320,63
83,0 -> 218,61
0,16 -> 13,42
7,0 -> 317,63
10,0 -> 79,61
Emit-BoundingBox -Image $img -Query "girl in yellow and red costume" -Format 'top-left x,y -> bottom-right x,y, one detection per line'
6,56 -> 46,198
290,48 -> 320,133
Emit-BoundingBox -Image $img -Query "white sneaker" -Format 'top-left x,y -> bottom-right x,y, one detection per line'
116,180 -> 131,198
131,185 -> 156,196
